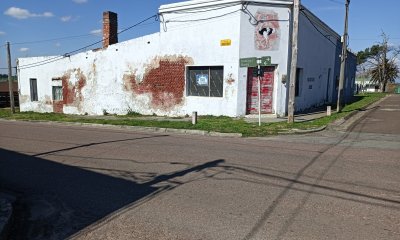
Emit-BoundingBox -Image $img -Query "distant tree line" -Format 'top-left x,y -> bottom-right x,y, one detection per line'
0,74 -> 17,82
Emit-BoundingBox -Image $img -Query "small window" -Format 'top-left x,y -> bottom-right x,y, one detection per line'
295,68 -> 302,97
52,86 -> 63,101
187,66 -> 223,97
30,78 -> 38,101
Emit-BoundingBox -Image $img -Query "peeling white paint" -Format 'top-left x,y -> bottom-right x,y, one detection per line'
17,1 -> 355,117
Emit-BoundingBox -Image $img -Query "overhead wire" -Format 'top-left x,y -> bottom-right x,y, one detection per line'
17,14 -> 158,70
10,33 -> 101,46
161,3 -> 242,14
160,2 -> 289,32
163,9 -> 241,23
300,9 -> 339,47
325,0 -> 345,4
241,2 -> 289,26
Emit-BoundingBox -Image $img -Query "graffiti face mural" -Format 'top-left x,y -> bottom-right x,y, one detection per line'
255,10 -> 280,51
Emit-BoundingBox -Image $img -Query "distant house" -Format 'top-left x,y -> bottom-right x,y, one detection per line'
355,67 -> 380,93
17,0 -> 356,117
0,79 -> 18,108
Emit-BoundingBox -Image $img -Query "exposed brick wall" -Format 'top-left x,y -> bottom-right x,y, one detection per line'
61,69 -> 87,110
124,56 -> 192,110
53,101 -> 63,113
103,11 -> 118,48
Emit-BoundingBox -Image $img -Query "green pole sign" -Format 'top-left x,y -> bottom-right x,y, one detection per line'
260,56 -> 272,66
240,56 -> 272,67
239,57 -> 257,68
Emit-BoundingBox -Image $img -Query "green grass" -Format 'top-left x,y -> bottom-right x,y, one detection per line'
0,93 -> 387,137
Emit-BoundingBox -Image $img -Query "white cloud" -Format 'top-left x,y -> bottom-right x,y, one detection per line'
60,15 -> 80,22
61,16 -> 72,22
43,12 -> 54,17
55,42 -> 61,47
4,7 -> 54,20
19,47 -> 29,52
90,29 -> 102,36
72,0 -> 88,4
0,31 -> 5,35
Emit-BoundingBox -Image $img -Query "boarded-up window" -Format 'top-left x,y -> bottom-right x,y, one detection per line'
187,66 -> 223,97
52,86 -> 63,101
30,78 -> 38,101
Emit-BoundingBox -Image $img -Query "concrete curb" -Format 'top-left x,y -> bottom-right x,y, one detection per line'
327,95 -> 389,132
0,193 -> 16,240
0,119 -> 243,138
278,125 -> 327,135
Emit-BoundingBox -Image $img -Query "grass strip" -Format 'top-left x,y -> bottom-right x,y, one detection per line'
0,93 -> 387,137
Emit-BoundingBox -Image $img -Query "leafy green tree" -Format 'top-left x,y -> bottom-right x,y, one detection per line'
357,44 -> 383,65
357,33 -> 399,92
370,59 -> 399,90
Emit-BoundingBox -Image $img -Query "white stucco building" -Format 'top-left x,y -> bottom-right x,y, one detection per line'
17,0 -> 356,117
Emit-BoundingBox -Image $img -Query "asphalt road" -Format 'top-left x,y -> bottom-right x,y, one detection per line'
0,95 -> 399,240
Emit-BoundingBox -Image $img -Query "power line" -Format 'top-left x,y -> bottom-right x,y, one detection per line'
66,14 -> 157,56
164,9 -> 241,23
351,37 -> 400,40
300,10 -> 339,47
325,0 -> 345,4
10,33 -> 101,46
17,56 -> 66,70
17,14 -> 158,70
10,22 -> 158,48
163,3 -> 242,15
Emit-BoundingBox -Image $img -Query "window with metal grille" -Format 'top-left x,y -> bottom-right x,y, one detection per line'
30,78 -> 38,101
52,86 -> 63,101
187,66 -> 223,97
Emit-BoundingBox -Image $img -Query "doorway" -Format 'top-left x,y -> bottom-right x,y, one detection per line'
246,66 -> 275,114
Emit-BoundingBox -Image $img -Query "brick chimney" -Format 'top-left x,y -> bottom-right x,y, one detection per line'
103,11 -> 118,48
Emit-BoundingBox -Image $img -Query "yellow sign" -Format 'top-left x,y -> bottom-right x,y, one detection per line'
220,39 -> 231,46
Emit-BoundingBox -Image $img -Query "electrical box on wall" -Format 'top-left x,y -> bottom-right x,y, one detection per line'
281,74 -> 287,84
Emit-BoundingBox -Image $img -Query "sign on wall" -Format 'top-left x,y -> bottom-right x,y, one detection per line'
220,39 -> 232,46
196,74 -> 209,86
255,10 -> 280,51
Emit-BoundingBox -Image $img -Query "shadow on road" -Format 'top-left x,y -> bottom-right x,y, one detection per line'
0,147 -> 224,239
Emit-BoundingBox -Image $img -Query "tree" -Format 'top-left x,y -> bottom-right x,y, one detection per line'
370,59 -> 399,90
356,33 -> 400,92
357,44 -> 383,65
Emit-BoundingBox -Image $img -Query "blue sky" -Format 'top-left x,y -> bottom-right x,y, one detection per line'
1,0 -> 399,74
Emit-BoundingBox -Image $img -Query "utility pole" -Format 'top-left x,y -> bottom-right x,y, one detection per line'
257,60 -> 262,126
288,0 -> 300,123
382,35 -> 387,92
337,0 -> 350,112
7,42 -> 15,114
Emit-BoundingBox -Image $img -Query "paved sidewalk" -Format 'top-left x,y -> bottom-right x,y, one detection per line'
244,110 -> 329,124
75,108 -> 331,124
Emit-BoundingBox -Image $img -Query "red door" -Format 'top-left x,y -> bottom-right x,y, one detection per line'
246,66 -> 275,114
